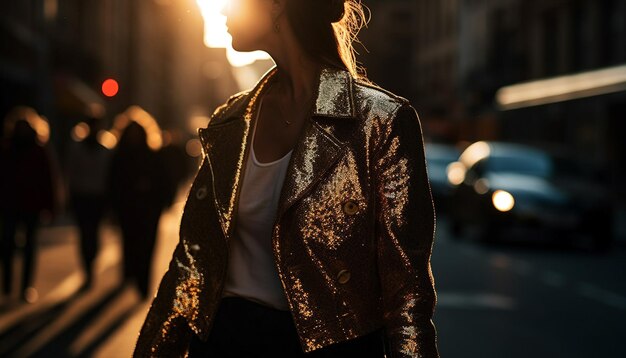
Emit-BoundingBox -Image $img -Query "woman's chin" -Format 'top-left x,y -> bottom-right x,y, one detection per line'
231,44 -> 254,53
230,38 -> 258,53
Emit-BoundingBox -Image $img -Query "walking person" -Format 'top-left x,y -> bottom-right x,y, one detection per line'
65,116 -> 112,290
0,117 -> 55,303
108,121 -> 170,299
135,0 -> 439,357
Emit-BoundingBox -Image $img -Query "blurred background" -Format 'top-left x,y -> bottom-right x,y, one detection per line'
0,0 -> 625,357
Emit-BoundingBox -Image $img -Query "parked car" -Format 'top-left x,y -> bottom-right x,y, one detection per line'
447,141 -> 613,251
425,142 -> 460,214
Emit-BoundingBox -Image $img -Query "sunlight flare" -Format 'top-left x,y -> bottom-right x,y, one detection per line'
195,0 -> 271,67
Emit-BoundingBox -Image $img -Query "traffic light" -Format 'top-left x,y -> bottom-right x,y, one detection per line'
101,78 -> 119,97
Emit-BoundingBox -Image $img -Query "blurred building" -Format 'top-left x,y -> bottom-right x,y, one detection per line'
130,0 -> 239,133
413,0 -> 626,238
0,1 -> 54,139
1,0 -> 239,161
413,0 -> 462,141
361,0 -> 464,141
458,0 -> 625,143
361,0 -> 417,100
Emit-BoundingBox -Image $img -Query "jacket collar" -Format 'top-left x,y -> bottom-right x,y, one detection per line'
312,65 -> 355,118
197,64 -> 355,241
211,64 -> 356,125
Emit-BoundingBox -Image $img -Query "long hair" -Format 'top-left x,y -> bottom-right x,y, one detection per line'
285,0 -> 371,82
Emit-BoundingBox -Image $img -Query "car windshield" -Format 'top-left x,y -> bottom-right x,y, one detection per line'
484,149 -> 589,179
485,153 -> 552,177
425,145 -> 459,166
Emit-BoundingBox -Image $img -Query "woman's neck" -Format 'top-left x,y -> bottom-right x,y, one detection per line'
271,64 -> 320,104
267,39 -> 321,104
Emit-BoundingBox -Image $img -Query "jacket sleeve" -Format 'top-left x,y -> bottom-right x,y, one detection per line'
373,102 -> 439,358
133,240 -> 194,357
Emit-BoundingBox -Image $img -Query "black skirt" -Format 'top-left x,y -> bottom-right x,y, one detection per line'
188,296 -> 387,357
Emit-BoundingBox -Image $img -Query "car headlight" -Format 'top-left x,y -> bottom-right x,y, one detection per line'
492,190 -> 515,212
446,161 -> 466,185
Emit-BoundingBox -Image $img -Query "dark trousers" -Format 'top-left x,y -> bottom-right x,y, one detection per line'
70,193 -> 106,285
118,208 -> 160,298
188,296 -> 386,357
1,211 -> 38,297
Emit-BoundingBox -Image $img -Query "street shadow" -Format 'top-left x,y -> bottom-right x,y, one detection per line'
0,283 -> 142,357
0,298 -> 76,355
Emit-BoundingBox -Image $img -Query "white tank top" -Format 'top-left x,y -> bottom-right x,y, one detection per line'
222,104 -> 293,311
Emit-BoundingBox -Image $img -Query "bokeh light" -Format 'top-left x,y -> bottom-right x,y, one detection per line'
492,190 -> 515,212
97,130 -> 118,149
71,121 -> 90,142
185,138 -> 203,158
446,161 -> 466,186
459,141 -> 491,168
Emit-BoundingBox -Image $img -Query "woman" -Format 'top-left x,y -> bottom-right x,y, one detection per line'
134,0 -> 439,357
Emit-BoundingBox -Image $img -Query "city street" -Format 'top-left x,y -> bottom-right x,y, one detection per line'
2,0 -> 625,357
1,181 -> 625,357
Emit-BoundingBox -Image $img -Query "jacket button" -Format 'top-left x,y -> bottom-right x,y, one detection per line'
196,186 -> 208,200
337,269 -> 351,284
342,200 -> 358,215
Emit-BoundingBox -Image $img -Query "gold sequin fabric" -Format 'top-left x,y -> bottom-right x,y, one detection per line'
133,65 -> 439,358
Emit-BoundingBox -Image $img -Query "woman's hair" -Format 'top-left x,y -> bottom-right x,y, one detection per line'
285,0 -> 370,81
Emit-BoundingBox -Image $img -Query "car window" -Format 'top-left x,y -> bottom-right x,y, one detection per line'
485,154 -> 552,177
425,146 -> 459,167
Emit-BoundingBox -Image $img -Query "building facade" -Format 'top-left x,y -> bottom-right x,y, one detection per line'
1,0 -> 240,158
417,0 -> 626,238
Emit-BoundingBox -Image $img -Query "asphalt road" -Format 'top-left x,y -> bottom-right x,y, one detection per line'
432,217 -> 626,357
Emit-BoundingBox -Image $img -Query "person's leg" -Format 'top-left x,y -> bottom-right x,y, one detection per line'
73,195 -> 101,287
188,296 -> 297,357
1,212 -> 18,295
187,296 -> 387,357
188,297 -> 249,357
135,212 -> 160,299
21,212 -> 39,299
261,305 -> 304,356
118,213 -> 134,284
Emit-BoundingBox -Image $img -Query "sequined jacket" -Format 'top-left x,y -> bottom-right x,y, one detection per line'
134,65 -> 439,357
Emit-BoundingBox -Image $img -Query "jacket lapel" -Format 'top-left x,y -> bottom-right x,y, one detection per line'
198,118 -> 249,241
274,116 -> 344,219
198,65 -> 356,241
197,67 -> 276,240
276,66 -> 357,218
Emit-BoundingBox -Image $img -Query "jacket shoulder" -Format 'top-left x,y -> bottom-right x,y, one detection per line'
207,90 -> 250,124
352,78 -> 413,118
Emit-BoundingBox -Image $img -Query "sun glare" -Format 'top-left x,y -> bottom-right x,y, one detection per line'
195,0 -> 270,67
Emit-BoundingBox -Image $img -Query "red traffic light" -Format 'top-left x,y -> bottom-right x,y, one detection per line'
102,78 -> 119,97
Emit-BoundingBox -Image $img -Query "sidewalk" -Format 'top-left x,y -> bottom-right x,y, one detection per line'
0,181 -> 190,357
93,195 -> 186,357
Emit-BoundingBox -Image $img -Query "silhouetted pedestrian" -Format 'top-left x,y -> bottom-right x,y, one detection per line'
108,121 -> 171,299
0,118 -> 55,302
65,117 -> 112,290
